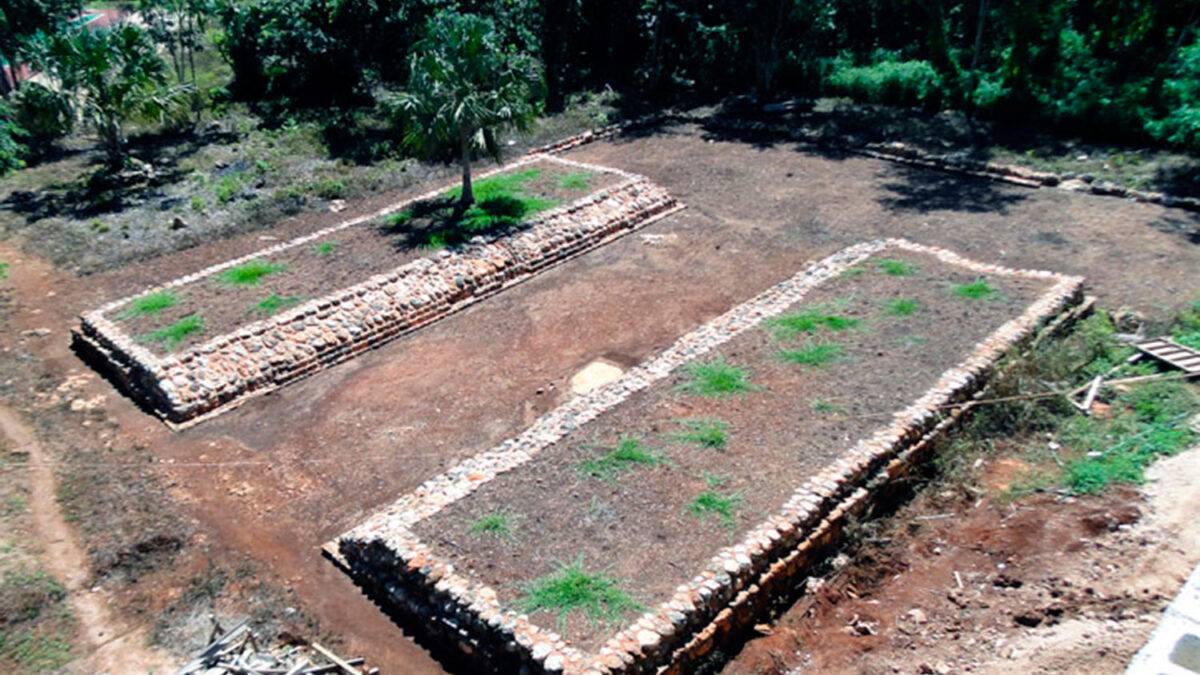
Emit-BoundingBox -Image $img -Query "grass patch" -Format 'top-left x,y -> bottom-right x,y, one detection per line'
578,438 -> 662,480
779,340 -> 844,367
1171,296 -> 1200,350
877,258 -> 919,276
768,308 -> 859,340
559,172 -> 592,190
219,259 -> 285,286
313,240 -> 341,255
252,294 -> 302,315
951,279 -> 1000,301
810,398 -> 846,415
120,290 -> 178,318
518,557 -> 642,626
838,266 -> 867,279
687,488 -> 743,529
144,316 -> 203,350
0,262 -> 7,280
468,509 -> 514,539
678,358 -> 760,397
669,418 -> 728,450
884,298 -> 919,316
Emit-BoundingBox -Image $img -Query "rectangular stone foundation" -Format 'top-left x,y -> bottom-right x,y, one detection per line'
325,239 -> 1086,674
72,155 -> 681,427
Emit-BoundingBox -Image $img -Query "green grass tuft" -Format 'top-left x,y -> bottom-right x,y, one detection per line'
559,172 -> 592,190
778,340 -> 844,367
952,279 -> 1000,301
678,358 -> 760,397
768,309 -> 859,340
809,398 -> 846,415
884,298 -> 919,316
518,557 -> 642,626
253,294 -> 302,315
313,240 -> 341,256
670,418 -> 728,450
121,290 -> 178,318
468,510 -> 514,539
0,261 -> 8,280
144,316 -> 204,350
219,259 -> 285,286
688,489 -> 743,529
877,258 -> 919,276
578,438 -> 662,480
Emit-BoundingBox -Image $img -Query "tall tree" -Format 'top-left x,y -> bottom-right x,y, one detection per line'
393,10 -> 544,207
0,0 -> 76,95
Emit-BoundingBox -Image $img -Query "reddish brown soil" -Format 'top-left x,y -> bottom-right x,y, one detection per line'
721,447 -> 1200,675
1,121 -> 1198,673
415,250 -> 1052,650
114,159 -> 617,354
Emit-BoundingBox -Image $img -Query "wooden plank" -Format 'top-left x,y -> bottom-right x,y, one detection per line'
311,643 -> 362,675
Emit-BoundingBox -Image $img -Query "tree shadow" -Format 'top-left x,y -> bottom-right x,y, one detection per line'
876,163 -> 1031,214
1150,212 -> 1200,245
380,194 -> 542,252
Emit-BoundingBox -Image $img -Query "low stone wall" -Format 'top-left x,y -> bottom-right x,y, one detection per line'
326,239 -> 1085,675
74,156 -> 681,426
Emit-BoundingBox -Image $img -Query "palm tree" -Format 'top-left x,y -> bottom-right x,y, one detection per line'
394,10 -> 544,209
21,22 -> 188,169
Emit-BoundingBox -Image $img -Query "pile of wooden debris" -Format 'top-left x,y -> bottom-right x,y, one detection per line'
177,617 -> 376,675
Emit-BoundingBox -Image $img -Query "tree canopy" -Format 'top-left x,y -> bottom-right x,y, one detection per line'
392,10 -> 543,206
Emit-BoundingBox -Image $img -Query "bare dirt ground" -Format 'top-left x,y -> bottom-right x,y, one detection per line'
724,445 -> 1200,675
0,121 -> 1197,673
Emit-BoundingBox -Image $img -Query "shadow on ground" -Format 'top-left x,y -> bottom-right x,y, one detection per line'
877,163 -> 1031,214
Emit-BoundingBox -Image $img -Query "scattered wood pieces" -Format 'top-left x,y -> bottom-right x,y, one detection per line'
176,618 -> 373,675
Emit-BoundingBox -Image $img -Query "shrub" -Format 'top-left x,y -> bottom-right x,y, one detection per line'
308,176 -> 346,200
826,53 -> 943,108
0,100 -> 27,176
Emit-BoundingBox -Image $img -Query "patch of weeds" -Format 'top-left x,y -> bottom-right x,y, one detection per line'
215,174 -> 242,203
219,259 -> 285,286
144,316 -> 203,350
313,240 -> 341,256
578,438 -> 661,480
120,290 -> 178,319
688,488 -> 743,529
190,196 -> 206,212
0,262 -> 7,280
308,176 -> 345,200
952,279 -> 1000,301
0,568 -> 66,624
559,172 -> 592,190
779,339 -> 844,367
90,219 -> 109,234
669,418 -> 728,450
884,298 -> 919,317
877,258 -> 919,276
253,294 -> 302,315
768,308 -> 860,340
1171,296 -> 1200,350
468,509 -> 514,539
810,398 -> 846,415
518,556 -> 642,626
678,358 -> 760,397
0,628 -> 73,670
838,266 -> 867,279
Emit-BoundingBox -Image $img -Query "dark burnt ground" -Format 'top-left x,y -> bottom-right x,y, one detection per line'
111,158 -> 619,354
414,249 -> 1053,651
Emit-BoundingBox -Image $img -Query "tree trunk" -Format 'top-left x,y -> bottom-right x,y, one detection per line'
966,0 -> 989,120
459,127 -> 474,209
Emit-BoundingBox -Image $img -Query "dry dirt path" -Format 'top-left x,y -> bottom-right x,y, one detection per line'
0,243 -> 174,674
0,404 -> 174,674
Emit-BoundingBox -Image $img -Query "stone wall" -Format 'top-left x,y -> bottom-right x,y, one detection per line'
74,156 -> 681,426
326,239 -> 1085,675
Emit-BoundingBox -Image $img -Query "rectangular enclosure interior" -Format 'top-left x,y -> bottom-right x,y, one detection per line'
72,154 -> 680,424
329,239 -> 1084,674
